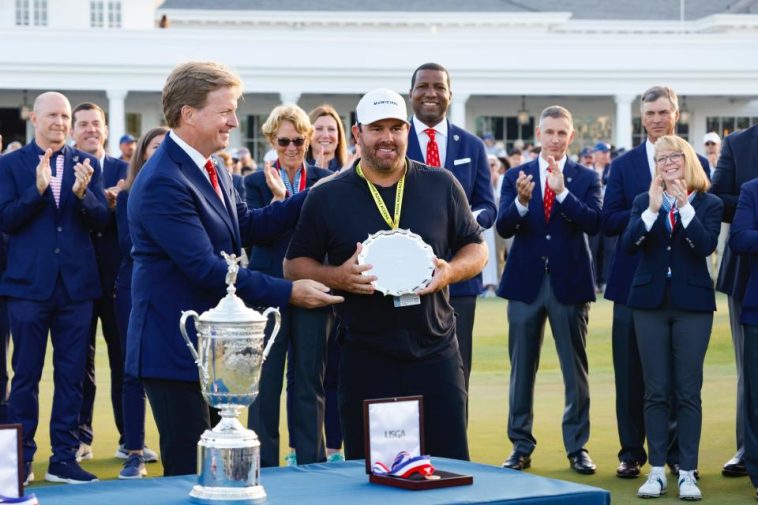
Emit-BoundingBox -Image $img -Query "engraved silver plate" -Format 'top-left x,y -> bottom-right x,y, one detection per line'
358,229 -> 436,296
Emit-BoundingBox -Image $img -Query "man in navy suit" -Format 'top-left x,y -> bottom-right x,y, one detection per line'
730,176 -> 758,499
406,62 -> 496,393
69,102 -> 139,463
602,85 -> 710,478
711,123 -> 758,477
126,61 -> 341,476
497,106 -> 601,474
0,91 -> 110,484
0,233 -> 7,424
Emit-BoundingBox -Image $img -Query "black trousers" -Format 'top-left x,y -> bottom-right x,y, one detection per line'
80,292 -> 124,446
338,341 -> 469,462
450,295 -> 476,394
743,324 -> 758,487
633,301 -> 712,471
143,378 -> 219,476
611,303 -> 647,464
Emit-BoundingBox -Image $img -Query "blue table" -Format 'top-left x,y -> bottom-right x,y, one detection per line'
31,458 -> 610,505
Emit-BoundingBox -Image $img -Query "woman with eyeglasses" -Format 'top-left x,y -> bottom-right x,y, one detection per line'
621,135 -> 723,501
245,105 -> 333,468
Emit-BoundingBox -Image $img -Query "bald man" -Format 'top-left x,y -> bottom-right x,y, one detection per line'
0,92 -> 109,484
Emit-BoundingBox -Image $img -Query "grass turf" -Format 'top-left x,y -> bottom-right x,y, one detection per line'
23,293 -> 756,503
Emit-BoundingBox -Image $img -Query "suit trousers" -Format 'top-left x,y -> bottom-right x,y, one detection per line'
728,295 -> 746,458
143,378 -> 219,476
0,296 -> 9,423
7,280 -> 92,463
633,295 -> 712,471
611,302 -> 647,464
338,341 -> 469,462
743,324 -> 758,487
507,275 -> 590,456
80,292 -> 124,446
450,295 -> 476,394
114,285 -> 147,452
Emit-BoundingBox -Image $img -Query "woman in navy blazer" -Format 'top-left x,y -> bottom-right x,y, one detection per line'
245,105 -> 333,468
621,135 -> 723,500
114,126 -> 167,479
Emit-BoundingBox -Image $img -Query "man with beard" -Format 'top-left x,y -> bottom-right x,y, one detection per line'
284,88 -> 487,460
406,62 -> 496,395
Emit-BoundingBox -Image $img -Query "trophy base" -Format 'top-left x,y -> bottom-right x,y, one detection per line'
190,484 -> 266,502
192,416 -> 265,502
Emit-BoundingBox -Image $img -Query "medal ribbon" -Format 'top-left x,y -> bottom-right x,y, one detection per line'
355,162 -> 405,229
277,161 -> 307,197
371,451 -> 435,478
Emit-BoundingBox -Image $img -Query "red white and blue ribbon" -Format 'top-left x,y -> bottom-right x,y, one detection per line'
372,451 -> 435,478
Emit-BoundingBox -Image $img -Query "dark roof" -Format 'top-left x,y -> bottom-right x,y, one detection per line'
158,0 -> 758,20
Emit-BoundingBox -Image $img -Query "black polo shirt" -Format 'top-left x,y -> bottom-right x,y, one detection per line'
286,159 -> 482,361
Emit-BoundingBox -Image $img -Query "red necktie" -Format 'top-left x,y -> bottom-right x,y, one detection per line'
204,159 -> 223,200
543,168 -> 555,222
425,128 -> 441,167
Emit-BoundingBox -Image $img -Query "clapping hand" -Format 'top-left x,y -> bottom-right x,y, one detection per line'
648,174 -> 664,213
36,149 -> 52,195
670,178 -> 689,208
546,156 -> 565,194
515,170 -> 535,206
264,164 -> 286,202
105,178 -> 126,209
72,158 -> 94,199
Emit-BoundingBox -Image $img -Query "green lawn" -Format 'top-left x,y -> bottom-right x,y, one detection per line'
24,294 -> 757,503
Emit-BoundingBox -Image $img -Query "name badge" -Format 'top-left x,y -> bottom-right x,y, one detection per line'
453,158 -> 471,166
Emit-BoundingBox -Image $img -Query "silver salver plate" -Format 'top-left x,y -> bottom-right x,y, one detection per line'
357,229 -> 436,296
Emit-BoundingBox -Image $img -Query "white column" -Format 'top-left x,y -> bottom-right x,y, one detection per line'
614,94 -> 635,150
449,93 -> 470,128
279,92 -> 301,105
107,89 -> 128,156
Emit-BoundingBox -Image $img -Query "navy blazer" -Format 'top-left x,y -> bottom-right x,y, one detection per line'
91,155 -> 128,295
245,164 -> 332,277
602,142 -> 711,304
407,119 -> 496,296
0,142 -> 110,301
730,178 -> 758,325
621,192 -> 723,311
115,190 -> 132,293
232,173 -> 245,203
711,124 -> 758,300
496,158 -> 602,304
126,134 -> 307,382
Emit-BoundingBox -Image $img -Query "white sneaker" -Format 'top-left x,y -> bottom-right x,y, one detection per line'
76,443 -> 93,462
678,470 -> 701,501
638,467 -> 667,498
115,444 -> 159,463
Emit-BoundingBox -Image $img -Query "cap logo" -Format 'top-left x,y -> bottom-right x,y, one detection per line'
373,100 -> 398,106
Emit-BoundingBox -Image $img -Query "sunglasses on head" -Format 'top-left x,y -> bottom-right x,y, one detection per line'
277,137 -> 305,147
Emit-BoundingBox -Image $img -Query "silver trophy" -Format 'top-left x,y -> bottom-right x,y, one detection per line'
179,252 -> 281,502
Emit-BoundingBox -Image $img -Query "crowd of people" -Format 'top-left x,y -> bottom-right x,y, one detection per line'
0,60 -> 757,502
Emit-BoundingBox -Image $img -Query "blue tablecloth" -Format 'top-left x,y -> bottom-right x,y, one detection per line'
30,458 -> 609,505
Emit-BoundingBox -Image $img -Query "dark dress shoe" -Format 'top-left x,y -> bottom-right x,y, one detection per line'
722,457 -> 748,477
668,463 -> 699,479
616,459 -> 641,478
502,451 -> 531,471
568,450 -> 596,474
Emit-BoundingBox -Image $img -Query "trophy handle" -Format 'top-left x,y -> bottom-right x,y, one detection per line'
261,307 -> 281,363
179,310 -> 209,381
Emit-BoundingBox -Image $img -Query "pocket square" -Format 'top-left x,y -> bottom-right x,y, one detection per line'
453,158 -> 471,166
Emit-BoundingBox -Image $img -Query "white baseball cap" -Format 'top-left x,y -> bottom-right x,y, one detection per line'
355,88 -> 409,125
703,132 -> 721,144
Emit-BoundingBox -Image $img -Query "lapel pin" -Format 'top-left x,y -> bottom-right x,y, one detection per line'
453,134 -> 459,141
566,177 -> 572,183
73,155 -> 79,162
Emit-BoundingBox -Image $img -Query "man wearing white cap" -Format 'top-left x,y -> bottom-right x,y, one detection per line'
703,131 -> 721,177
284,88 -> 487,461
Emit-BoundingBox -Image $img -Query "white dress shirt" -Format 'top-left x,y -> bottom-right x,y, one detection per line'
412,116 -> 448,167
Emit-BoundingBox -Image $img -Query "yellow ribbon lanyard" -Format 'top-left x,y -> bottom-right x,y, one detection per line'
355,162 -> 406,229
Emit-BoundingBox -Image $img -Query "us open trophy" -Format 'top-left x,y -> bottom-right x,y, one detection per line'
179,252 -> 281,502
